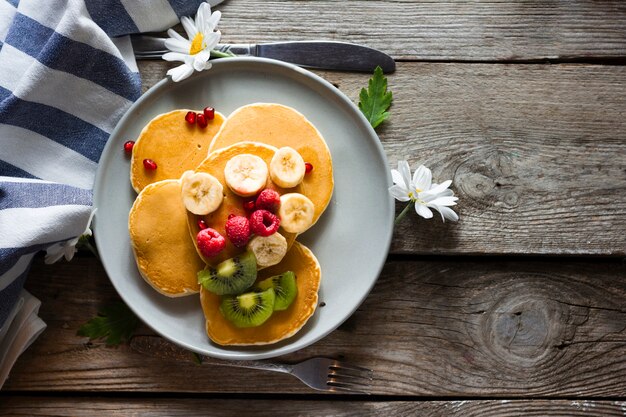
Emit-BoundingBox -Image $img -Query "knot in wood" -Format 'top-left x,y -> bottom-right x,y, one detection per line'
454,151 -> 519,209
480,292 -> 565,369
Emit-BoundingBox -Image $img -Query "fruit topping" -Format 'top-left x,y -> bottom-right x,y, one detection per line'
305,162 -> 313,174
225,215 -> 251,248
278,193 -> 315,233
143,158 -> 157,170
220,287 -> 275,328
197,219 -> 208,230
269,146 -> 305,188
224,154 -> 268,197
203,106 -> 215,120
196,113 -> 208,128
198,251 -> 257,295
255,188 -> 281,213
243,199 -> 256,213
196,228 -> 226,258
256,271 -> 297,311
249,209 -> 280,237
246,232 -> 288,268
180,170 -> 224,215
185,111 -> 196,124
123,140 -> 135,154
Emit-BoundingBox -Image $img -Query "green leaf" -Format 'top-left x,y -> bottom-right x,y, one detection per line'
77,301 -> 140,346
358,66 -> 393,129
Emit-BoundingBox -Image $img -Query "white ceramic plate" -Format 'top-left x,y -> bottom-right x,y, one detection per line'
94,57 -> 393,360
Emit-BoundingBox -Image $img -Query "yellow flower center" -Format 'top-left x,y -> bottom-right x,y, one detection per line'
189,32 -> 204,55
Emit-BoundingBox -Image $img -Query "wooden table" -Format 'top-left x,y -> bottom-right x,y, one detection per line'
2,1 -> 626,415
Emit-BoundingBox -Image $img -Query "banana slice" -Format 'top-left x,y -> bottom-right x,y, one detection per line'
224,154 -> 268,197
180,170 -> 224,215
269,146 -> 306,188
278,193 -> 315,234
247,233 -> 288,268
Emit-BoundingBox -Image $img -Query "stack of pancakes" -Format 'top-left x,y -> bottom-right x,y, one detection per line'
128,104 -> 333,346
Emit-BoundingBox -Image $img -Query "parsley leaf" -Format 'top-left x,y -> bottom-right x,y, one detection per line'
358,66 -> 393,129
77,301 -> 140,346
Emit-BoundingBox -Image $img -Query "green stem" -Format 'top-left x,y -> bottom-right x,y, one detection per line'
394,202 -> 413,225
210,50 -> 236,58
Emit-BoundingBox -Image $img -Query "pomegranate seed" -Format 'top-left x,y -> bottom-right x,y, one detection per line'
196,113 -> 208,128
123,140 -> 135,154
243,200 -> 256,212
185,111 -> 196,124
203,107 -> 215,120
197,219 -> 208,230
143,159 -> 157,170
228,213 -> 236,220
305,162 -> 314,174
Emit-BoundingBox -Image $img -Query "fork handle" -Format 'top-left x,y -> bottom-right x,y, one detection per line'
204,358 -> 293,375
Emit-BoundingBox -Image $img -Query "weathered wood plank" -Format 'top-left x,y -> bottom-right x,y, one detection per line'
5,256 -> 626,396
215,1 -> 626,61
138,61 -> 626,256
2,398 -> 626,417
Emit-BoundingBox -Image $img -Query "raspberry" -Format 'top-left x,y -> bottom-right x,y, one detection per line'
196,228 -> 226,257
225,215 -> 251,247
249,209 -> 280,237
255,189 -> 281,213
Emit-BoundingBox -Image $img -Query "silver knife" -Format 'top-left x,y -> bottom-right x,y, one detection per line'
131,35 -> 395,73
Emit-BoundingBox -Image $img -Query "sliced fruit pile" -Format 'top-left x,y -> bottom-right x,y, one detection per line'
127,103 -> 333,346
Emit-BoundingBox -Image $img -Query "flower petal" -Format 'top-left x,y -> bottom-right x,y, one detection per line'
389,185 -> 411,202
167,28 -> 187,42
412,165 -> 432,191
181,16 -> 197,39
207,10 -> 221,31
164,38 -> 190,53
415,202 -> 433,219
427,196 -> 458,207
162,52 -> 188,62
427,180 -> 452,196
167,63 -> 194,82
431,205 -> 459,222
204,30 -> 221,49
195,2 -> 207,30
391,169 -> 405,186
398,160 -> 411,189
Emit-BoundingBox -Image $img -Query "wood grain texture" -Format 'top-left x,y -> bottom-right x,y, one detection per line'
214,0 -> 626,61
2,398 -> 626,417
138,61 -> 626,256
4,256 -> 626,396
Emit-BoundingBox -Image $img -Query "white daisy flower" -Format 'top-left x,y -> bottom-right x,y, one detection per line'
389,161 -> 459,223
45,209 -> 97,264
163,2 -> 222,82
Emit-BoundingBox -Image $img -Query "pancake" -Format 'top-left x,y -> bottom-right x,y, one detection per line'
200,241 -> 321,346
189,142 -> 298,266
129,179 -> 204,297
208,103 -> 333,226
130,109 -> 225,193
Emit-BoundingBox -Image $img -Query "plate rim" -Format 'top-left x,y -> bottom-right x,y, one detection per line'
93,57 -> 394,359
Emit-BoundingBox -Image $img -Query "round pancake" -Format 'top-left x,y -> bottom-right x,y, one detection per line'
129,179 -> 204,297
208,103 -> 333,226
200,241 -> 321,346
130,109 -> 225,193
189,142 -> 298,266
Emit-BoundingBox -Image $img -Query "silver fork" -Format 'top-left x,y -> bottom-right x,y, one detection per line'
212,357 -> 373,394
130,336 -> 373,394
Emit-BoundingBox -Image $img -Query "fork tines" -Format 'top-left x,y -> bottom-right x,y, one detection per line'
326,360 -> 373,394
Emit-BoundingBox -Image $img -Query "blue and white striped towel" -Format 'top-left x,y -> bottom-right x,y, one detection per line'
0,0 -> 221,385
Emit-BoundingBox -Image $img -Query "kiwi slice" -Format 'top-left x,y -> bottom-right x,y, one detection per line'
198,251 -> 257,295
220,287 -> 275,328
256,271 -> 297,311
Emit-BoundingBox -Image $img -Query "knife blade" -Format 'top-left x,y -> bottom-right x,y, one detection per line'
131,35 -> 395,73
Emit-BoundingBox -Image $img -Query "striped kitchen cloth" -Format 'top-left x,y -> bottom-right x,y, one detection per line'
0,0 -> 221,383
